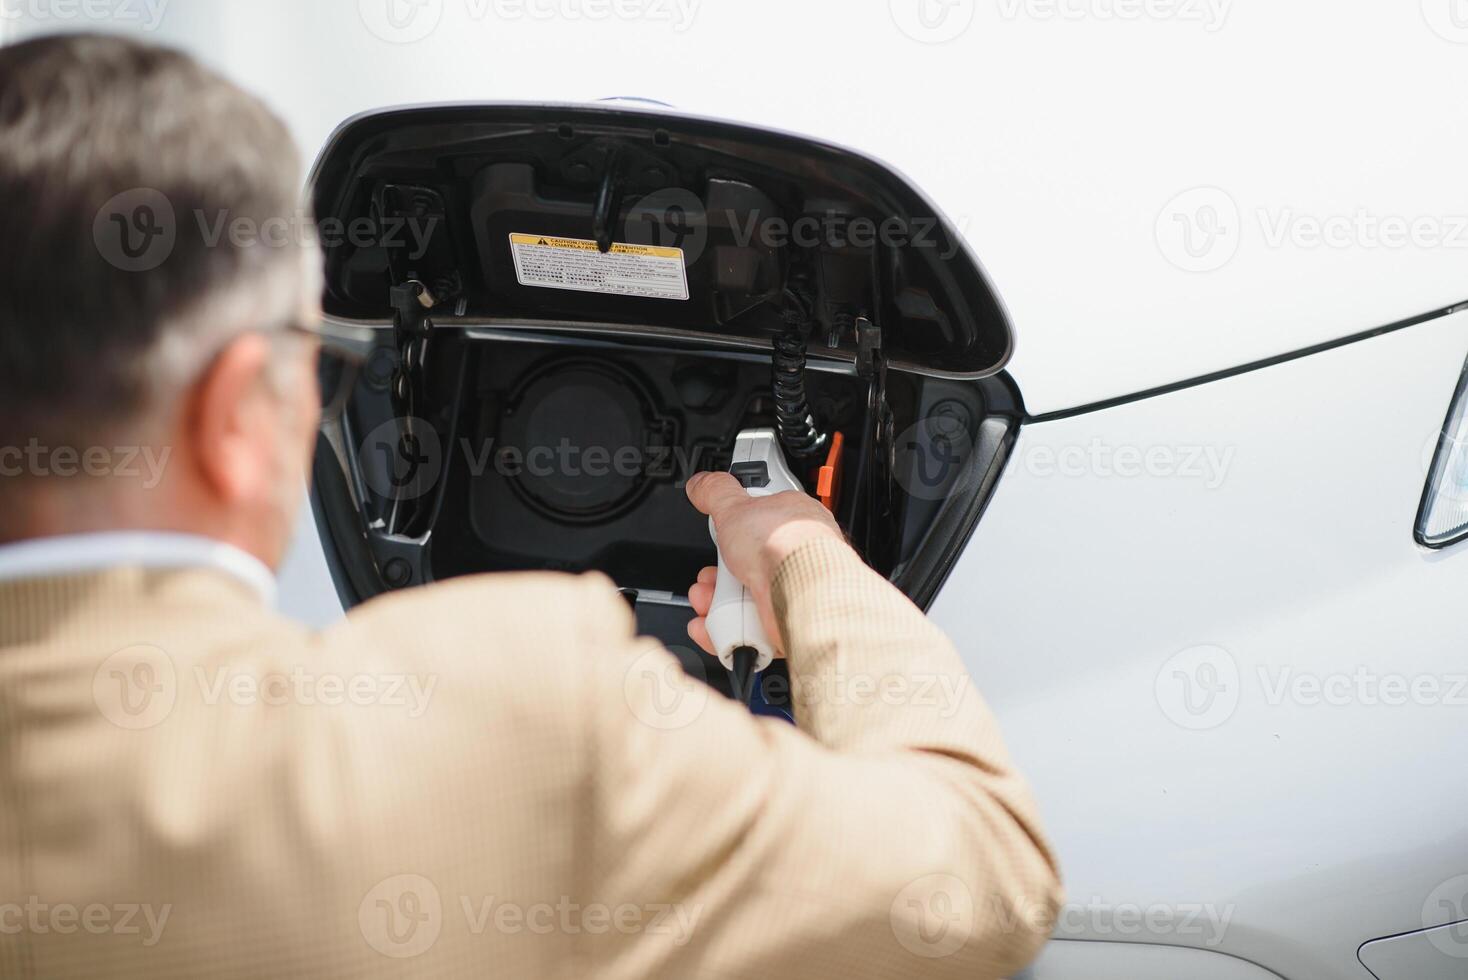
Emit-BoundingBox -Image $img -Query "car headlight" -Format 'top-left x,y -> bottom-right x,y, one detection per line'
1417,359 -> 1468,548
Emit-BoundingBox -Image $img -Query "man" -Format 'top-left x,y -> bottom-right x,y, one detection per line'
0,33 -> 1060,980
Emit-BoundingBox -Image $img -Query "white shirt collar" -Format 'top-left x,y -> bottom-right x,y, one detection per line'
0,532 -> 277,605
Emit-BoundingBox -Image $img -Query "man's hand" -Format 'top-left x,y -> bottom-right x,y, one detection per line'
684,471 -> 847,657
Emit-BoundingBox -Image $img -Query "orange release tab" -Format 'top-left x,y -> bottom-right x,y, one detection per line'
816,431 -> 845,513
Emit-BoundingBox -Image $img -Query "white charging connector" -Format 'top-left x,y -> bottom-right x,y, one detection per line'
705,428 -> 806,684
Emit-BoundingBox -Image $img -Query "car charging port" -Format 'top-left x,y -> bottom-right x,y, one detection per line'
308,103 -> 1022,692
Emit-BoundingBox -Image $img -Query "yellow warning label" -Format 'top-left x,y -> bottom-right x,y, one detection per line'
508,233 -> 689,301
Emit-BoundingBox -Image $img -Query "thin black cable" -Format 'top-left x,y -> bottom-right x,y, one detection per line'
729,646 -> 759,706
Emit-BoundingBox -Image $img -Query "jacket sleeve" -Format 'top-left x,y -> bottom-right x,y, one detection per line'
575,537 -> 1062,980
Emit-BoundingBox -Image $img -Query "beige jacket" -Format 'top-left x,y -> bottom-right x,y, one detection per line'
0,538 -> 1060,979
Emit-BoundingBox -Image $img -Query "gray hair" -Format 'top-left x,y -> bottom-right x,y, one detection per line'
0,34 -> 312,450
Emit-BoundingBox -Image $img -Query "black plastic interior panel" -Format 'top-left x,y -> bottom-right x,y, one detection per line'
309,103 -> 1013,378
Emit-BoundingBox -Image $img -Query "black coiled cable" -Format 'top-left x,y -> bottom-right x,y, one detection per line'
773,294 -> 830,461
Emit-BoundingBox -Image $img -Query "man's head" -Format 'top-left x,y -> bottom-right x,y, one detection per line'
0,34 -> 322,568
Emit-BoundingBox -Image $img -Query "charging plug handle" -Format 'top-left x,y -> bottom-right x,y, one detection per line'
706,428 -> 804,675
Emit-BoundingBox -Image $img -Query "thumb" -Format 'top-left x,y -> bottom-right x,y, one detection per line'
686,471 -> 748,519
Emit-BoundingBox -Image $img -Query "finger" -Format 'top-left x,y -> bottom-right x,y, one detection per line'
756,606 -> 788,661
696,565 -> 717,586
686,471 -> 749,519
686,615 -> 714,657
688,580 -> 714,617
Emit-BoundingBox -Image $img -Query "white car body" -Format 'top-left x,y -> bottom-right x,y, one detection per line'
7,3 -> 1467,977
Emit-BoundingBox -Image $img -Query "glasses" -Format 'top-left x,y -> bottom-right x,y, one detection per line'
285,317 -> 382,423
